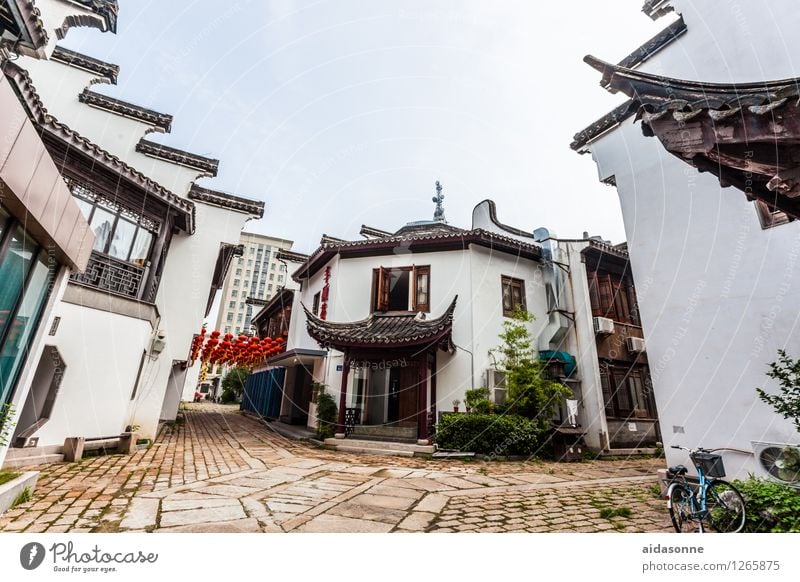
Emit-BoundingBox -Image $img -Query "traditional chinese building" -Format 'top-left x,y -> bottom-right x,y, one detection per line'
1,0 -> 264,467
572,0 -> 800,479
282,185 -> 548,453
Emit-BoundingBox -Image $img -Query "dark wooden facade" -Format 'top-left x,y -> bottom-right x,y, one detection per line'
583,241 -> 659,444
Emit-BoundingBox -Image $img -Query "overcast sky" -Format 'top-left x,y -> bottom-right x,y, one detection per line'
61,1 -> 667,253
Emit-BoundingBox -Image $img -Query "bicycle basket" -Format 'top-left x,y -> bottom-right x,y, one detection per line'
690,452 -> 725,478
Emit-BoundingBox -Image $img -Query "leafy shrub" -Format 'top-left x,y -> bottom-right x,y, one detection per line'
464,387 -> 493,414
489,308 -> 571,425
733,476 -> 800,532
434,413 -> 547,456
315,391 -> 338,440
222,366 -> 250,400
757,350 -> 800,432
220,389 -> 237,404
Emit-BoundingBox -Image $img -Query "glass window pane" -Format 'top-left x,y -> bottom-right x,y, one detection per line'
90,207 -> 115,253
416,273 -> 429,306
129,229 -> 153,266
0,225 -> 36,344
0,250 -> 55,405
502,281 -> 512,311
108,217 -> 137,260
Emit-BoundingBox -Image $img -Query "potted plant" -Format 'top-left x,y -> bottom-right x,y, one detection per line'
452,399 -> 460,413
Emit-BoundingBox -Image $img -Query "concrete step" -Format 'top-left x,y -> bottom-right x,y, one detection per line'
334,445 -> 415,458
4,445 -> 62,459
351,425 -> 417,439
3,453 -> 64,469
599,447 -> 658,457
324,437 -> 435,457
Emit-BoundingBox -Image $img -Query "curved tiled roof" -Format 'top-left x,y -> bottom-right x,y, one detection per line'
584,56 -> 800,119
137,139 -> 219,176
304,296 -> 458,351
79,89 -> 173,132
188,184 -> 264,218
293,226 -> 542,280
51,46 -> 119,84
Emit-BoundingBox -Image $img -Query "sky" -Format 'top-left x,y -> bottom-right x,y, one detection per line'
61,0 -> 668,254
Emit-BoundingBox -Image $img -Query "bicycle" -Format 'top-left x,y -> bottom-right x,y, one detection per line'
665,445 -> 746,533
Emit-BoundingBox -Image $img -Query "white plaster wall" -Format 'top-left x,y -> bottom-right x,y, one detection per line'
19,58 -> 203,195
585,1 -> 800,477
559,241 -> 608,450
36,0 -> 108,55
156,203 -> 252,411
34,300 -> 153,445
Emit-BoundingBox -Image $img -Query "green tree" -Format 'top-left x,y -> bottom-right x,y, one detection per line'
221,366 -> 251,403
757,350 -> 800,433
490,307 -> 570,426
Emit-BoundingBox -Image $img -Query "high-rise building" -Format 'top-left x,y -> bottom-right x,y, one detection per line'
214,232 -> 293,336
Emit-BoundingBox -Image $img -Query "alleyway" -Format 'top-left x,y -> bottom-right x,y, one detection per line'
1,405 -> 673,533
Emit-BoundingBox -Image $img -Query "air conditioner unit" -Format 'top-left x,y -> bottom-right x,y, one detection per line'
626,336 -> 645,353
593,316 -> 614,335
752,442 -> 800,487
487,369 -> 506,405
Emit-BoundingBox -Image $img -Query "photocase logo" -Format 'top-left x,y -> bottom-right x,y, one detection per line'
20,542 -> 46,570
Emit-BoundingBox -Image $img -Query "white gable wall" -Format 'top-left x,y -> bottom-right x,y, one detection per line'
585,1 -> 800,478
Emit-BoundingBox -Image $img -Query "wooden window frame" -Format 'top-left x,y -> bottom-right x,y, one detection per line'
501,276 -> 526,316
588,270 -> 640,325
372,265 -> 431,313
312,291 -> 321,316
599,362 -> 656,419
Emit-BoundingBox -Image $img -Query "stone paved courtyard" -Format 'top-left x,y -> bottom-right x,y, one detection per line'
0,404 -> 673,533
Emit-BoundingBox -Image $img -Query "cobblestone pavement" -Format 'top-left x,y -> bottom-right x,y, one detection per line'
0,404 -> 673,533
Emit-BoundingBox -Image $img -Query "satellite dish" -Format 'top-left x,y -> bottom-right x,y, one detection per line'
756,444 -> 800,486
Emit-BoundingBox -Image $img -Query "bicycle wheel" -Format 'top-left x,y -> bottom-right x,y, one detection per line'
704,480 -> 746,533
669,484 -> 700,532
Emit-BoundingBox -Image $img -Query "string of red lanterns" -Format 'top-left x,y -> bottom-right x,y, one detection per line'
189,328 -> 287,368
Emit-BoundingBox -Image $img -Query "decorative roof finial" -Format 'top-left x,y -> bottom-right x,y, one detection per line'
432,180 -> 446,222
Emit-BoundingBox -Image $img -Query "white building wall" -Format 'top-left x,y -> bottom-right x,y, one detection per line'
36,301 -> 153,445
558,241 -> 609,450
584,0 -> 800,477
161,204 -> 254,407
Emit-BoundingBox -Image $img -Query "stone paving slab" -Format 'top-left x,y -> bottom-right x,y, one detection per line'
296,514 -> 394,533
160,504 -> 247,528
155,518 -> 262,533
326,501 -> 407,524
118,498 -> 159,531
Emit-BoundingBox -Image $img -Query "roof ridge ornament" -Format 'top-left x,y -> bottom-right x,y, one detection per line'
433,180 -> 446,222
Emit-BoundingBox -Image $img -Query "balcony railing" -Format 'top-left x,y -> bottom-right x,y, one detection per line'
70,251 -> 153,302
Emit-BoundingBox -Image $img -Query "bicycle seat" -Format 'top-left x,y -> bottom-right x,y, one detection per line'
667,465 -> 688,478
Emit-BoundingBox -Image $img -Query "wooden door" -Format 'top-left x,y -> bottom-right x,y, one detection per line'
398,364 -> 419,427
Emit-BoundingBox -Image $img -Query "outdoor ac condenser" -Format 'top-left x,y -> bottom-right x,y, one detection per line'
593,316 -> 615,335
626,336 -> 645,353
